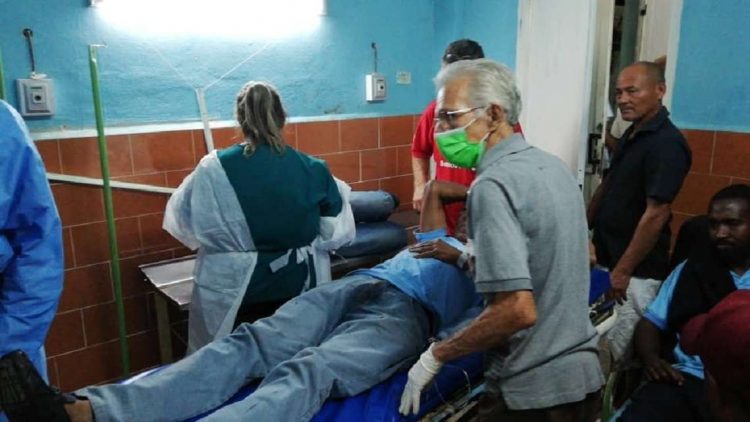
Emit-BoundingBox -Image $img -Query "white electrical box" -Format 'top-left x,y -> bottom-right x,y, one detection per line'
365,73 -> 387,102
17,78 -> 55,117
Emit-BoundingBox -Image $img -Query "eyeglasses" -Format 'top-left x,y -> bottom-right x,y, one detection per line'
434,107 -> 483,127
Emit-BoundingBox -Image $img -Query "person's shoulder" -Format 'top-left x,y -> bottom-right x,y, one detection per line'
529,145 -> 571,168
0,101 -> 35,152
656,117 -> 688,144
641,114 -> 687,150
487,145 -> 566,180
0,100 -> 19,122
295,148 -> 332,172
652,124 -> 691,160
299,149 -> 324,165
216,143 -> 244,159
471,173 -> 503,191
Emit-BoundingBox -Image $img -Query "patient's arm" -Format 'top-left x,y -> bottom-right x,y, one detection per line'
419,180 -> 468,232
410,180 -> 469,265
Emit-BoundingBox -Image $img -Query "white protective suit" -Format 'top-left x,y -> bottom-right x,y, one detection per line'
163,151 -> 355,352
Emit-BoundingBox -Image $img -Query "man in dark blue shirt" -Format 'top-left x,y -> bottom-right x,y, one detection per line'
589,61 -> 691,363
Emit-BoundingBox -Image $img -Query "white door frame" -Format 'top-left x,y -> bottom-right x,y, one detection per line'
515,0 -> 683,184
515,0 -> 598,187
663,0 -> 683,109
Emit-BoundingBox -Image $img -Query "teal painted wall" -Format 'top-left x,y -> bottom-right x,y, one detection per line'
672,0 -> 750,132
433,0 -> 518,74
461,0 -> 518,69
0,0 -> 518,131
14,0 -> 749,135
0,0 -> 436,130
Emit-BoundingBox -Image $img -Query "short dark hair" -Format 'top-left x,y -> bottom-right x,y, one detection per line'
442,39 -> 484,64
710,184 -> 750,210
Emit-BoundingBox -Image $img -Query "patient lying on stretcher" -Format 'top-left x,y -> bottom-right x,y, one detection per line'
0,183 -> 479,422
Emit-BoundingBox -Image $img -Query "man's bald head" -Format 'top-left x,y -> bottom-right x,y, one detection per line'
616,61 -> 667,123
627,61 -> 666,85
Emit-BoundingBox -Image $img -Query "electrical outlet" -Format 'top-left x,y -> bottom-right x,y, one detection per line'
17,78 -> 55,117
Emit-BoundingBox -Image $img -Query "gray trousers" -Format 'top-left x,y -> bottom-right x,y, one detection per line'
77,275 -> 430,421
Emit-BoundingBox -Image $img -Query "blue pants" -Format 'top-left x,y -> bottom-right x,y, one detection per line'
336,221 -> 407,258
77,276 -> 430,421
349,191 -> 398,223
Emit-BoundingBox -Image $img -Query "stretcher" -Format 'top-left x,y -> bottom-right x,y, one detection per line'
123,353 -> 483,421
125,270 -> 614,421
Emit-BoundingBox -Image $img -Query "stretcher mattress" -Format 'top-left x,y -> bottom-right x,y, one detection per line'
124,353 -> 483,421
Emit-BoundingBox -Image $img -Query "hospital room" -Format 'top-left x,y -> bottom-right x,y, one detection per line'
1,0 -> 749,421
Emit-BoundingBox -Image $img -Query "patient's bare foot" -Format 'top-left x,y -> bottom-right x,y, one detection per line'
65,400 -> 94,422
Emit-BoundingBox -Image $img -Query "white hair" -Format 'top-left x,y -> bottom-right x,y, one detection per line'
434,59 -> 522,125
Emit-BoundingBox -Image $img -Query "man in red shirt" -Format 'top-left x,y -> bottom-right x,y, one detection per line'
411,39 -> 521,234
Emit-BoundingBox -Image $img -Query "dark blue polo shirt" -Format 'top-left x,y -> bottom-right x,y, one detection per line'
593,106 -> 691,279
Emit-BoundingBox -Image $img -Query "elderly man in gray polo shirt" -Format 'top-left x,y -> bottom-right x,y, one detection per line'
399,59 -> 603,421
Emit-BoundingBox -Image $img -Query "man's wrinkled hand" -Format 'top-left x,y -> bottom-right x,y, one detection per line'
399,344 -> 444,416
413,186 -> 425,212
409,239 -> 461,264
588,239 -> 597,268
644,357 -> 685,385
607,269 -> 631,305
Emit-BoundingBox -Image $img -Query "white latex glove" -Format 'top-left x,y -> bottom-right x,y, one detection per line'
399,343 -> 444,416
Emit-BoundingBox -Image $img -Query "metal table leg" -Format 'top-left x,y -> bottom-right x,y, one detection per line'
154,294 -> 174,364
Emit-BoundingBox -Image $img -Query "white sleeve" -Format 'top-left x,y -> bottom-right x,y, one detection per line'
162,170 -> 201,250
314,177 -> 355,251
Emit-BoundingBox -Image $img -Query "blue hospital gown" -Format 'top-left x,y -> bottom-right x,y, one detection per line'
0,100 -> 64,382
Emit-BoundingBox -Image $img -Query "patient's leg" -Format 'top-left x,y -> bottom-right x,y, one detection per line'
419,180 -> 468,232
201,282 -> 431,421
70,275 -> 379,422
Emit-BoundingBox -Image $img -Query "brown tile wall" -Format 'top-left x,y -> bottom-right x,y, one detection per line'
35,114 -> 420,390
671,130 -> 750,238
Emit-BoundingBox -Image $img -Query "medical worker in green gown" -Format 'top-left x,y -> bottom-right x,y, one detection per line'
163,82 -> 355,351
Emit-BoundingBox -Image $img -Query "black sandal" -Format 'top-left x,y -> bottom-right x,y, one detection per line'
0,350 -> 73,422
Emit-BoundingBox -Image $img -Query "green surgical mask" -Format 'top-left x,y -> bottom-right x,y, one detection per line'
435,118 -> 487,169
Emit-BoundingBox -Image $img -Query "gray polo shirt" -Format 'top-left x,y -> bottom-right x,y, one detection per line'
468,134 -> 603,409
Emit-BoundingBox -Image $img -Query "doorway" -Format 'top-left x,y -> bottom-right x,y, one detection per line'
515,0 -> 683,203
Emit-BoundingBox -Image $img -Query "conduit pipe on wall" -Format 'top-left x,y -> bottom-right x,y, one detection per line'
47,173 -> 176,195
89,44 -> 131,376
0,48 -> 6,100
195,88 -> 215,152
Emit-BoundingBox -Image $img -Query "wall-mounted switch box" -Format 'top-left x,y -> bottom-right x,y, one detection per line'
365,73 -> 386,102
396,71 -> 412,85
17,78 -> 55,117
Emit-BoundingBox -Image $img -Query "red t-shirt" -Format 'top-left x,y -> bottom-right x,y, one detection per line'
411,100 -> 523,234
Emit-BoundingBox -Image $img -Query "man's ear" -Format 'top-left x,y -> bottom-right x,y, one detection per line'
656,82 -> 667,100
487,104 -> 505,129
